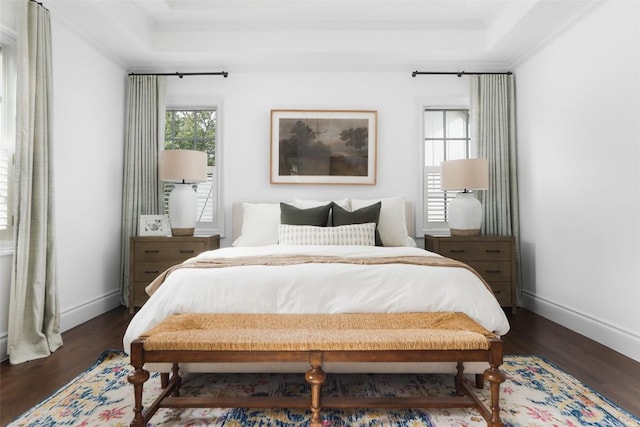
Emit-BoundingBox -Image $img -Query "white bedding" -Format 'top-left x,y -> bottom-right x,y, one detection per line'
123,245 -> 510,356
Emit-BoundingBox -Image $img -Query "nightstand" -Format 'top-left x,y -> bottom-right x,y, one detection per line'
425,234 -> 517,313
128,235 -> 220,313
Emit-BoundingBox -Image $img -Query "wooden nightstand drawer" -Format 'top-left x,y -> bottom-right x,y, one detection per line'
129,235 -> 220,313
488,281 -> 512,306
425,234 -> 517,312
467,261 -> 512,282
437,241 -> 511,262
133,281 -> 151,307
135,241 -> 206,261
134,261 -> 177,282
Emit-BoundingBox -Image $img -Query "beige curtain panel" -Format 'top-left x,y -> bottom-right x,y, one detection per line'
119,75 -> 166,307
471,74 -> 521,303
471,74 -> 519,236
8,0 -> 62,365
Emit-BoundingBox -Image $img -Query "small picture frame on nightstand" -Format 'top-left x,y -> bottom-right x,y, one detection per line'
139,215 -> 170,236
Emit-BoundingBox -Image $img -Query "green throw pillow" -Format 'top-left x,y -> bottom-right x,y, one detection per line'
331,202 -> 384,246
280,203 -> 331,227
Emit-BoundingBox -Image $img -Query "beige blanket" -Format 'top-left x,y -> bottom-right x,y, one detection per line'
146,254 -> 493,297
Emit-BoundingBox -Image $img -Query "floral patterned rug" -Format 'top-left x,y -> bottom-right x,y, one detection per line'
8,350 -> 639,427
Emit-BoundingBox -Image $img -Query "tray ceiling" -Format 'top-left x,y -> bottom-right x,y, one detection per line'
8,0 -> 601,72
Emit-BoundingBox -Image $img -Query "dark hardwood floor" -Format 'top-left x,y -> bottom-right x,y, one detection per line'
1,306 -> 639,425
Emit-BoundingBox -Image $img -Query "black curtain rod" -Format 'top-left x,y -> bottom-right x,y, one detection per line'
30,0 -> 48,11
412,71 -> 512,77
128,71 -> 229,78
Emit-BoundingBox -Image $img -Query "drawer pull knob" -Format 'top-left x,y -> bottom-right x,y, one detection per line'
494,290 -> 502,294
144,270 -> 159,274
486,270 -> 502,274
180,250 -> 195,254
486,249 -> 501,253
144,250 -> 160,253
449,249 -> 465,253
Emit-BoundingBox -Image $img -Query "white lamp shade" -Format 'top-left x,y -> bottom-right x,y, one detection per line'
440,158 -> 488,191
440,158 -> 488,236
160,149 -> 207,183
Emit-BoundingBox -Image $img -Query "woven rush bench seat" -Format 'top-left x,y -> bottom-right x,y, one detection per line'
128,312 -> 506,427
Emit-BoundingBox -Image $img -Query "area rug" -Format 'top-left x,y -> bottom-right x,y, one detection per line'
8,350 -> 640,427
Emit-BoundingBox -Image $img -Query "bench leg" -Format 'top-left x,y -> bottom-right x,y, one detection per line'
484,364 -> 506,427
455,361 -> 465,396
305,352 -> 326,427
128,341 -> 150,427
171,363 -> 182,397
160,373 -> 169,388
475,373 -> 485,389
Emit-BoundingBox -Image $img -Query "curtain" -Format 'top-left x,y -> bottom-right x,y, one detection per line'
8,0 -> 62,365
471,74 -> 521,301
119,75 -> 166,307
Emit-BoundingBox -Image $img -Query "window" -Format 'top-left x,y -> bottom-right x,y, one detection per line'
423,108 -> 470,230
164,109 -> 220,233
0,43 -> 16,243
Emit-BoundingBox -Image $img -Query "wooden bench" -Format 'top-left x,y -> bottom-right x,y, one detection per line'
128,312 -> 506,427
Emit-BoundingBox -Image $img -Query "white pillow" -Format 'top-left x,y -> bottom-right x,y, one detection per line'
278,223 -> 376,246
351,196 -> 409,246
232,202 -> 281,247
292,198 -> 351,210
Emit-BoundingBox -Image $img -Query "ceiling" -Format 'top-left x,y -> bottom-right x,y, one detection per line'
32,0 -> 602,72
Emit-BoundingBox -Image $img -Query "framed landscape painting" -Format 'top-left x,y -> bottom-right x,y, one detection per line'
270,110 -> 377,184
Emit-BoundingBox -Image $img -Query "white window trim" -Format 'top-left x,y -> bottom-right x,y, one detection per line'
418,97 -> 471,236
0,31 -> 17,250
163,102 -> 224,238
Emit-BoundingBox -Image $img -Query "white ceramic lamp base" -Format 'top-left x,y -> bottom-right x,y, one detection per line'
448,191 -> 482,236
168,183 -> 197,236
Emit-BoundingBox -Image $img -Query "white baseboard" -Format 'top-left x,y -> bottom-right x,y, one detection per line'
59,290 -> 122,333
0,291 -> 121,362
521,290 -> 640,363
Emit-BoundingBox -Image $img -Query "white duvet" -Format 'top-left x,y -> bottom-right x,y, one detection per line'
123,245 -> 510,355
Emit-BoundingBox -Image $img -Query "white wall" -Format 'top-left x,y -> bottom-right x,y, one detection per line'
515,0 -> 640,361
51,19 -> 126,329
165,72 -> 469,244
0,13 -> 126,361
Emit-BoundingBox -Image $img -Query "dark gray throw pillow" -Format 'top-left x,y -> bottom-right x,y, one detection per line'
331,202 -> 384,246
280,202 -> 331,226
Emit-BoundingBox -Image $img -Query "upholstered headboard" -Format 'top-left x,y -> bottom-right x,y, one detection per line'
231,199 -> 414,243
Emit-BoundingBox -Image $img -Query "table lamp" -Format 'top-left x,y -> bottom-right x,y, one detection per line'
440,158 -> 489,236
159,149 -> 207,236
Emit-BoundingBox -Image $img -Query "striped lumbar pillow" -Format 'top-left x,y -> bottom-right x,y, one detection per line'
278,223 -> 376,246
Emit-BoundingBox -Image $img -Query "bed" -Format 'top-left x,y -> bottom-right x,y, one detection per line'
123,196 -> 510,425
123,196 -> 510,373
